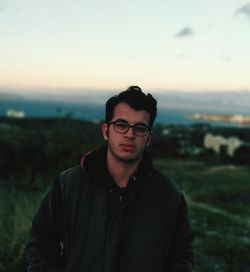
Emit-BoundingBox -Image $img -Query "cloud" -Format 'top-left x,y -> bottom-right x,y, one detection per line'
220,52 -> 231,62
0,1 -> 6,12
236,2 -> 250,18
174,27 -> 193,38
178,53 -> 188,59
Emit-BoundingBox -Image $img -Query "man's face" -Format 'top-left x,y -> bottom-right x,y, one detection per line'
102,102 -> 151,164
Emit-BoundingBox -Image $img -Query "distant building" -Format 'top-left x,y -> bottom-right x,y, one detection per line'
162,128 -> 170,135
204,133 -> 242,156
6,109 -> 26,118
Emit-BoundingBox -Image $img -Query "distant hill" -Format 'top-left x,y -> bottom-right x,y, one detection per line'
155,91 -> 250,114
1,89 -> 249,112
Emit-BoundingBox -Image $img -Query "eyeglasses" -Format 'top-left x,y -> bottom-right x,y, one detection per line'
108,120 -> 151,137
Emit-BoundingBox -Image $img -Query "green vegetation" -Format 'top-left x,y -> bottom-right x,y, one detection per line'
0,117 -> 249,271
0,185 -> 46,271
155,160 -> 250,272
0,117 -> 103,188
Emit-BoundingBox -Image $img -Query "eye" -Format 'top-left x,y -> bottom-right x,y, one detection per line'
134,125 -> 148,133
115,122 -> 128,130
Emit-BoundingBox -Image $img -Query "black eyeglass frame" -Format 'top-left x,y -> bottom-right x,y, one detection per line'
107,120 -> 151,137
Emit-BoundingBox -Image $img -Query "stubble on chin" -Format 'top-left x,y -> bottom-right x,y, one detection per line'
116,150 -> 144,165
108,144 -> 142,165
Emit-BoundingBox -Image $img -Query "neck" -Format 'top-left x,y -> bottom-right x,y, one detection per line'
107,152 -> 142,188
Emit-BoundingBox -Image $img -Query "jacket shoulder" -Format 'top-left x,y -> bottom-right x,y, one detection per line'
59,165 -> 89,200
150,168 -> 181,198
59,165 -> 85,181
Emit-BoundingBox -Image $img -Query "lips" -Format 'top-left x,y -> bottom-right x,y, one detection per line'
121,143 -> 136,150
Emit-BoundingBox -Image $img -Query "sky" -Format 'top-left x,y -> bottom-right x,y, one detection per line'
0,0 -> 250,93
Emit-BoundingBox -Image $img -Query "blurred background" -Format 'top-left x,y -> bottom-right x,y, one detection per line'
0,0 -> 250,271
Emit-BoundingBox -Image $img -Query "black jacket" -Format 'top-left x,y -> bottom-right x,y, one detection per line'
25,147 -> 194,272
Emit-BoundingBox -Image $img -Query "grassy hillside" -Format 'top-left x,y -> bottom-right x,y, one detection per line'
0,118 -> 249,271
0,159 -> 249,271
0,186 -> 46,271
155,159 -> 250,272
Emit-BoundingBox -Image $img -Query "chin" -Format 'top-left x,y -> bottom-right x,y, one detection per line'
118,153 -> 141,164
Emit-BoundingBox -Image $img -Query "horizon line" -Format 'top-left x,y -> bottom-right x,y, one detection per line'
1,86 -> 250,94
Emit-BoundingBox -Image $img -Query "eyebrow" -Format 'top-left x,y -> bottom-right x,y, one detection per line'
114,119 -> 149,127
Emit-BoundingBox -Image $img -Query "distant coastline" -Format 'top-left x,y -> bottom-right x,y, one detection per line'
190,113 -> 250,126
1,91 -> 250,127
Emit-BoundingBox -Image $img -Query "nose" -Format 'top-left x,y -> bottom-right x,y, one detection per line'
125,126 -> 135,138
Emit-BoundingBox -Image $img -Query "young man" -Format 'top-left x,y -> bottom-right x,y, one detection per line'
25,86 -> 194,272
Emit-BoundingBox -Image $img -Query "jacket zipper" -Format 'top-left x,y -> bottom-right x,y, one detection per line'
103,193 -> 135,272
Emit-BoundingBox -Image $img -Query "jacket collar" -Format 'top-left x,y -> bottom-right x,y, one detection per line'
80,145 -> 153,194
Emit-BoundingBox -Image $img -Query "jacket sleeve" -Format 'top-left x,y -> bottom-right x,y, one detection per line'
25,177 -> 65,272
164,193 -> 194,272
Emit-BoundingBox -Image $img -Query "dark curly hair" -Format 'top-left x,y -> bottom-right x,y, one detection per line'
105,86 -> 157,127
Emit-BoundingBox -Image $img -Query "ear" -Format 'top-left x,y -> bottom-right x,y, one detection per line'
102,123 -> 109,141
